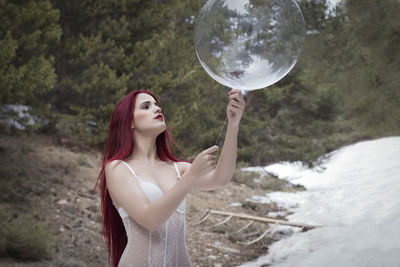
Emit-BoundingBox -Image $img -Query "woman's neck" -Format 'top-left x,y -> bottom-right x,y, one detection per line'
129,131 -> 159,162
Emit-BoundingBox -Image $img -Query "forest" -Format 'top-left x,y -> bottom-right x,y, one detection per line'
1,0 -> 399,166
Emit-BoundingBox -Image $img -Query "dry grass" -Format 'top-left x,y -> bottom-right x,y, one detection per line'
0,206 -> 53,261
232,168 -> 305,193
0,132 -> 307,266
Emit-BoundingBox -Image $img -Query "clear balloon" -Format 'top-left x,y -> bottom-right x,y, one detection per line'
194,0 -> 305,91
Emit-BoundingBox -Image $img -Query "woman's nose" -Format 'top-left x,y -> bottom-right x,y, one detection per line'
154,105 -> 162,113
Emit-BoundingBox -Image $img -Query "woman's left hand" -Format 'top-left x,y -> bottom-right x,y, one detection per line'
227,89 -> 246,127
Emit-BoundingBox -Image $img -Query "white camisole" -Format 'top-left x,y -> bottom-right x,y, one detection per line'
115,161 -> 192,267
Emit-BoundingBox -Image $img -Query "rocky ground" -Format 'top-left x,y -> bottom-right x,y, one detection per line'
0,133 -> 306,267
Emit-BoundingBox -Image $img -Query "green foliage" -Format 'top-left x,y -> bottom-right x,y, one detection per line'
0,0 -> 61,105
2,0 -> 399,165
337,0 -> 400,135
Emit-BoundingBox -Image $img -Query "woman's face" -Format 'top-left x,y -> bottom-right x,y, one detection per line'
132,93 -> 166,135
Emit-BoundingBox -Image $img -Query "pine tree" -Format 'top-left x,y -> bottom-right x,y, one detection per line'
338,0 -> 400,135
0,0 -> 61,106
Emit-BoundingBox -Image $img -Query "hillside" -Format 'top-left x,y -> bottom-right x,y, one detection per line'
0,133 -> 305,266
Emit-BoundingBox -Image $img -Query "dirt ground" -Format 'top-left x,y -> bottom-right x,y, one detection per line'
0,133 -> 307,267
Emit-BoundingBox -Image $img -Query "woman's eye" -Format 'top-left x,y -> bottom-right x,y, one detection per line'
143,105 -> 149,109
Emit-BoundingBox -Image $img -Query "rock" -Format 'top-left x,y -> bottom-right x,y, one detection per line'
57,199 -> 68,205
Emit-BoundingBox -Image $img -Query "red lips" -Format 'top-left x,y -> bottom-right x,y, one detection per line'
155,114 -> 163,121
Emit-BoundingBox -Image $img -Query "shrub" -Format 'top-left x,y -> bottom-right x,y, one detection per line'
0,207 -> 53,261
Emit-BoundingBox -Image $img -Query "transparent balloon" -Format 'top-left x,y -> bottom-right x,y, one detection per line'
194,0 -> 305,91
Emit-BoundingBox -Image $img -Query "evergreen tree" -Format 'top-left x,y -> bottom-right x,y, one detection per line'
338,0 -> 400,135
3,0 -> 397,165
236,0 -> 343,165
0,0 -> 61,106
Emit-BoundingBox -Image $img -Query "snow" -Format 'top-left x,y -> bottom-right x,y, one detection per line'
239,137 -> 400,267
0,104 -> 47,130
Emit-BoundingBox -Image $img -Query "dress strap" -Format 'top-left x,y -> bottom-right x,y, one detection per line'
173,162 -> 181,179
120,161 -> 138,178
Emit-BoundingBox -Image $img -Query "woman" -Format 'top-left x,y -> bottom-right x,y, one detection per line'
95,89 -> 245,267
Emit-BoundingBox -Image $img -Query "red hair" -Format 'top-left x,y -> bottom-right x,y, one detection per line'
94,90 -> 182,267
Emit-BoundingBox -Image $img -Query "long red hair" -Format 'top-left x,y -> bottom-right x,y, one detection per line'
94,90 -> 182,267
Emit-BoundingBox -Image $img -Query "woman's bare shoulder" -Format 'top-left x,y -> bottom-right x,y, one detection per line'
105,160 -> 125,174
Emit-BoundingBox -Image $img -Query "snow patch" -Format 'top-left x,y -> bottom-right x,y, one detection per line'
239,137 -> 400,267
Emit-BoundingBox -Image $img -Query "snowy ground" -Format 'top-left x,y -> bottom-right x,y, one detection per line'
239,137 -> 400,267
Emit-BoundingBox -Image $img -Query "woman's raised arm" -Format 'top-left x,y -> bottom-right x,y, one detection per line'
192,89 -> 246,190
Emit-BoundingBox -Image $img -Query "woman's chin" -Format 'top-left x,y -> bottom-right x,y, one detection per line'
136,123 -> 166,137
154,125 -> 167,135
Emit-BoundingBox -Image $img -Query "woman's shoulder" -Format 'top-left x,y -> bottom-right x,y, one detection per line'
105,159 -> 125,173
106,159 -> 122,166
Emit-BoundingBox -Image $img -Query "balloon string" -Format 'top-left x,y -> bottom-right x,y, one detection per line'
214,116 -> 228,146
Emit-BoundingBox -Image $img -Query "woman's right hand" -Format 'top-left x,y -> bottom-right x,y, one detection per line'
185,146 -> 219,180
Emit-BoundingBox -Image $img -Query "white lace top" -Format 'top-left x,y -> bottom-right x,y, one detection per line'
115,161 -> 192,267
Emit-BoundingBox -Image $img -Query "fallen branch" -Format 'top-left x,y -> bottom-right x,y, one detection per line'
210,215 -> 233,228
232,219 -> 255,234
238,225 -> 277,246
194,209 -> 317,230
243,230 -> 260,238
193,211 -> 211,225
207,243 -> 241,254
193,209 -> 318,246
